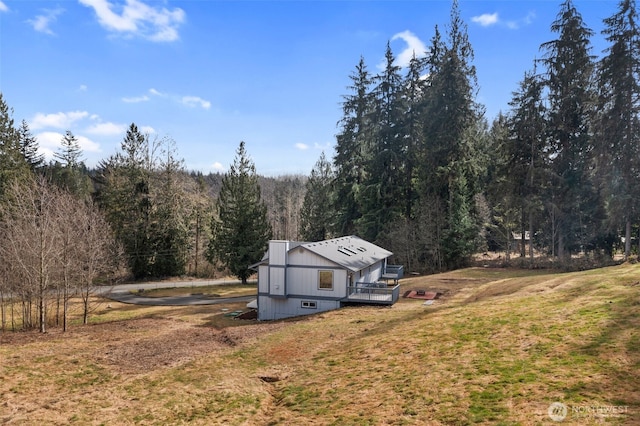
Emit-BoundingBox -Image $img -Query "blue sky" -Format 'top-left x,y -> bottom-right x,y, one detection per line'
0,1 -> 617,175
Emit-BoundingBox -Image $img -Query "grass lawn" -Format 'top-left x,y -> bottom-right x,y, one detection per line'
135,283 -> 257,298
1,264 -> 638,425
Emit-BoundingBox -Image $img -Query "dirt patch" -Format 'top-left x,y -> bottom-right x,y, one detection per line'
96,321 -> 230,372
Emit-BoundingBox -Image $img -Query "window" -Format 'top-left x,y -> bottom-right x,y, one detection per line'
318,270 -> 333,290
301,301 -> 317,309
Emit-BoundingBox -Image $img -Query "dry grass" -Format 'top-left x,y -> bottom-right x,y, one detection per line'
1,265 -> 639,425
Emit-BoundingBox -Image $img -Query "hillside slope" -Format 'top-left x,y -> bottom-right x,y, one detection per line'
1,264 -> 638,425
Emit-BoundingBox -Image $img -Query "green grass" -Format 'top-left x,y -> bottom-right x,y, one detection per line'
1,264 -> 639,424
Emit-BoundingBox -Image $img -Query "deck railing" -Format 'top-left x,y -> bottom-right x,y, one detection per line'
345,283 -> 400,304
384,265 -> 404,280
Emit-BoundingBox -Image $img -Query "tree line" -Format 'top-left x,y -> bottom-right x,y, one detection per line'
299,0 -> 640,272
1,0 -> 638,329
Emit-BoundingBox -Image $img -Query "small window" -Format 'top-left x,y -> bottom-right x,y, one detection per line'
319,270 -> 333,290
301,301 -> 317,309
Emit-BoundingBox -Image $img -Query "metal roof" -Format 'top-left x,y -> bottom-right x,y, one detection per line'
300,235 -> 392,272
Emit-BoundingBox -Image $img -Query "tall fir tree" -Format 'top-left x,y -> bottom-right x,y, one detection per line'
400,52 -> 428,219
95,123 -> 153,278
52,130 -> 90,198
206,142 -> 272,283
0,94 -> 30,200
333,57 -> 373,236
299,152 -> 334,241
596,0 -> 640,259
540,0 -> 598,258
150,137 -> 190,276
506,67 -> 548,259
419,0 -> 483,268
356,43 -> 405,242
17,120 -> 44,170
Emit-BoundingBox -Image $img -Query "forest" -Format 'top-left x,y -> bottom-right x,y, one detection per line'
0,0 -> 639,331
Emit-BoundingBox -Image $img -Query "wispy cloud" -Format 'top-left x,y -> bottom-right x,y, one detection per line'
0,2 -> 9,13
511,11 -> 537,29
27,7 -> 64,35
126,88 -> 211,110
471,13 -> 498,27
471,11 -> 536,30
181,96 -> 211,109
148,87 -> 165,96
31,111 -> 90,130
295,143 -> 309,151
386,30 -> 428,69
122,94 -> 150,103
79,0 -> 186,42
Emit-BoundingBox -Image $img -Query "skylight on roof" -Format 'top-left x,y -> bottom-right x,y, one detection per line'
337,248 -> 352,256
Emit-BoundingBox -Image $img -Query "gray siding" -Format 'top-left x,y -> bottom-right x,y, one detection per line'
257,295 -> 341,321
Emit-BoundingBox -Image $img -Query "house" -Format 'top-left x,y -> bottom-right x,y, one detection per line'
250,235 -> 403,321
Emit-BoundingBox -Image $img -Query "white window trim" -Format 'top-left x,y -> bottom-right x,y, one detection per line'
318,270 -> 333,290
301,300 -> 317,309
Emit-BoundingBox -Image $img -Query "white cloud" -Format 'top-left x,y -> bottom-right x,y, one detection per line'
181,96 -> 211,109
79,0 -> 185,42
86,122 -> 126,135
140,125 -> 155,134
27,7 -> 64,35
295,143 -> 309,151
31,111 -> 89,130
122,94 -> 149,103
76,135 -> 102,153
149,87 -> 165,96
472,11 -> 535,30
211,161 -> 225,172
390,30 -> 428,68
471,13 -> 499,27
79,84 -> 88,91
0,1 -> 9,12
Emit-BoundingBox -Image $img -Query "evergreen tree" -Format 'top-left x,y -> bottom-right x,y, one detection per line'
52,130 -> 90,197
419,0 -> 483,268
17,120 -> 44,170
206,142 -> 272,284
400,52 -> 428,218
596,0 -> 640,259
299,152 -> 334,241
150,137 -> 190,276
356,43 -> 405,242
95,123 -> 153,278
55,130 -> 83,166
333,57 -> 373,236
0,94 -> 30,200
506,67 -> 548,260
540,0 -> 598,258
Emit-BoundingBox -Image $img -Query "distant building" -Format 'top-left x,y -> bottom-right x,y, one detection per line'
511,231 -> 531,252
249,236 -> 403,320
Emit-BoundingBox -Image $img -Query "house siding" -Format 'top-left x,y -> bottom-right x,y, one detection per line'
254,236 -> 397,320
257,295 -> 341,321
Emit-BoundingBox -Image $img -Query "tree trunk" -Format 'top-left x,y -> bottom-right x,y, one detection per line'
625,219 -> 631,260
529,210 -> 534,265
